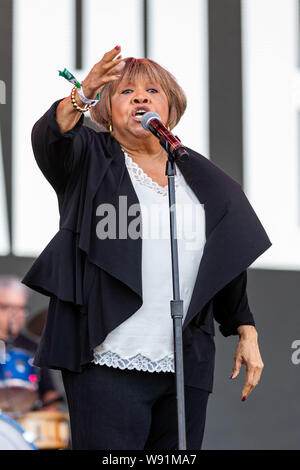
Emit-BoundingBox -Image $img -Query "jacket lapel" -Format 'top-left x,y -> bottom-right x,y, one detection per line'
175,152 -> 230,329
78,135 -> 143,299
176,150 -> 271,330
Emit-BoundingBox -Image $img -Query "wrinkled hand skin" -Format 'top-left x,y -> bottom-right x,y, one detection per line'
81,45 -> 126,100
231,325 -> 264,401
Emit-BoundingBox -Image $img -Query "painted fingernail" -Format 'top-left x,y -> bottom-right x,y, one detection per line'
230,373 -> 234,379
242,396 -> 247,401
115,45 -> 121,50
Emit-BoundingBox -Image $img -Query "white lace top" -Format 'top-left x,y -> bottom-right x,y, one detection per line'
93,152 -> 206,373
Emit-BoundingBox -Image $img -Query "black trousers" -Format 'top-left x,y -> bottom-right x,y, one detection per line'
62,362 -> 210,450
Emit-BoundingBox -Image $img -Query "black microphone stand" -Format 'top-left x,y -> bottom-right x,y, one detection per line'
163,139 -> 189,450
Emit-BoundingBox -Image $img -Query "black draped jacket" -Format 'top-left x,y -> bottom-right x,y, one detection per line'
22,99 -> 272,392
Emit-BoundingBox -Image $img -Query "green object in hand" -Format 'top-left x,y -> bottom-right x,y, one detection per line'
58,68 -> 81,88
58,67 -> 101,101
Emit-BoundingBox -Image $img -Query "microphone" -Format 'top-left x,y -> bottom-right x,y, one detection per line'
141,112 -> 189,160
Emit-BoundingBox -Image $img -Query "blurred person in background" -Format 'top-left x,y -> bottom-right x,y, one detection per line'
0,275 -> 62,411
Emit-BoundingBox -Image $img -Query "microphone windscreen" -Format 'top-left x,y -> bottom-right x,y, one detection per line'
141,112 -> 161,131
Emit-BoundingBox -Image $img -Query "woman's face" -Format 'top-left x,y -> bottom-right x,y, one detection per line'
110,76 -> 169,142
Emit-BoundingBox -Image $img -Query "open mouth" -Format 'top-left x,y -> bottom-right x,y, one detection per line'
132,107 -> 151,121
135,109 -> 147,116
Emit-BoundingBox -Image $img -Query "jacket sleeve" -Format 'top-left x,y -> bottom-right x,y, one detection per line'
31,99 -> 86,194
213,270 -> 256,337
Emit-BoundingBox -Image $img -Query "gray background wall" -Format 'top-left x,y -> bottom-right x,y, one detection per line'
0,0 -> 299,449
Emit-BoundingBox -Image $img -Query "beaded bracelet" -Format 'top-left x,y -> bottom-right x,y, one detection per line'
70,86 -> 91,113
59,68 -> 100,111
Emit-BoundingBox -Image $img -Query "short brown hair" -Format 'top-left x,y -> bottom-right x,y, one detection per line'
90,57 -> 187,131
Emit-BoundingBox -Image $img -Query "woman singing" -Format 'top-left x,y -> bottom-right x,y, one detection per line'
22,46 -> 272,450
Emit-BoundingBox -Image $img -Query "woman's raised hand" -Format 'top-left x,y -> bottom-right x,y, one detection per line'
81,46 -> 125,99
56,46 -> 125,134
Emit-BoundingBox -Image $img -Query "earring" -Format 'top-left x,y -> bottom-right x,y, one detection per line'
167,125 -> 170,131
109,123 -> 113,134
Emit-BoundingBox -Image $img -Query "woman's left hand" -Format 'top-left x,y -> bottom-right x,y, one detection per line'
231,325 -> 264,401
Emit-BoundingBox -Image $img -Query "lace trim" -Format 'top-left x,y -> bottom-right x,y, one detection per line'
123,152 -> 181,197
92,350 -> 175,373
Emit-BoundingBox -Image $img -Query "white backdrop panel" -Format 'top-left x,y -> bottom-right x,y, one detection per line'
0,129 -> 10,255
242,0 -> 300,270
148,0 -> 209,158
12,0 -> 142,257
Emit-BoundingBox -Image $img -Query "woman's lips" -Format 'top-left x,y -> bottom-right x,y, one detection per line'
131,106 -> 152,122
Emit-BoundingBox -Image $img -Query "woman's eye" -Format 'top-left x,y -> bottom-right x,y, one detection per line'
120,88 -> 158,94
